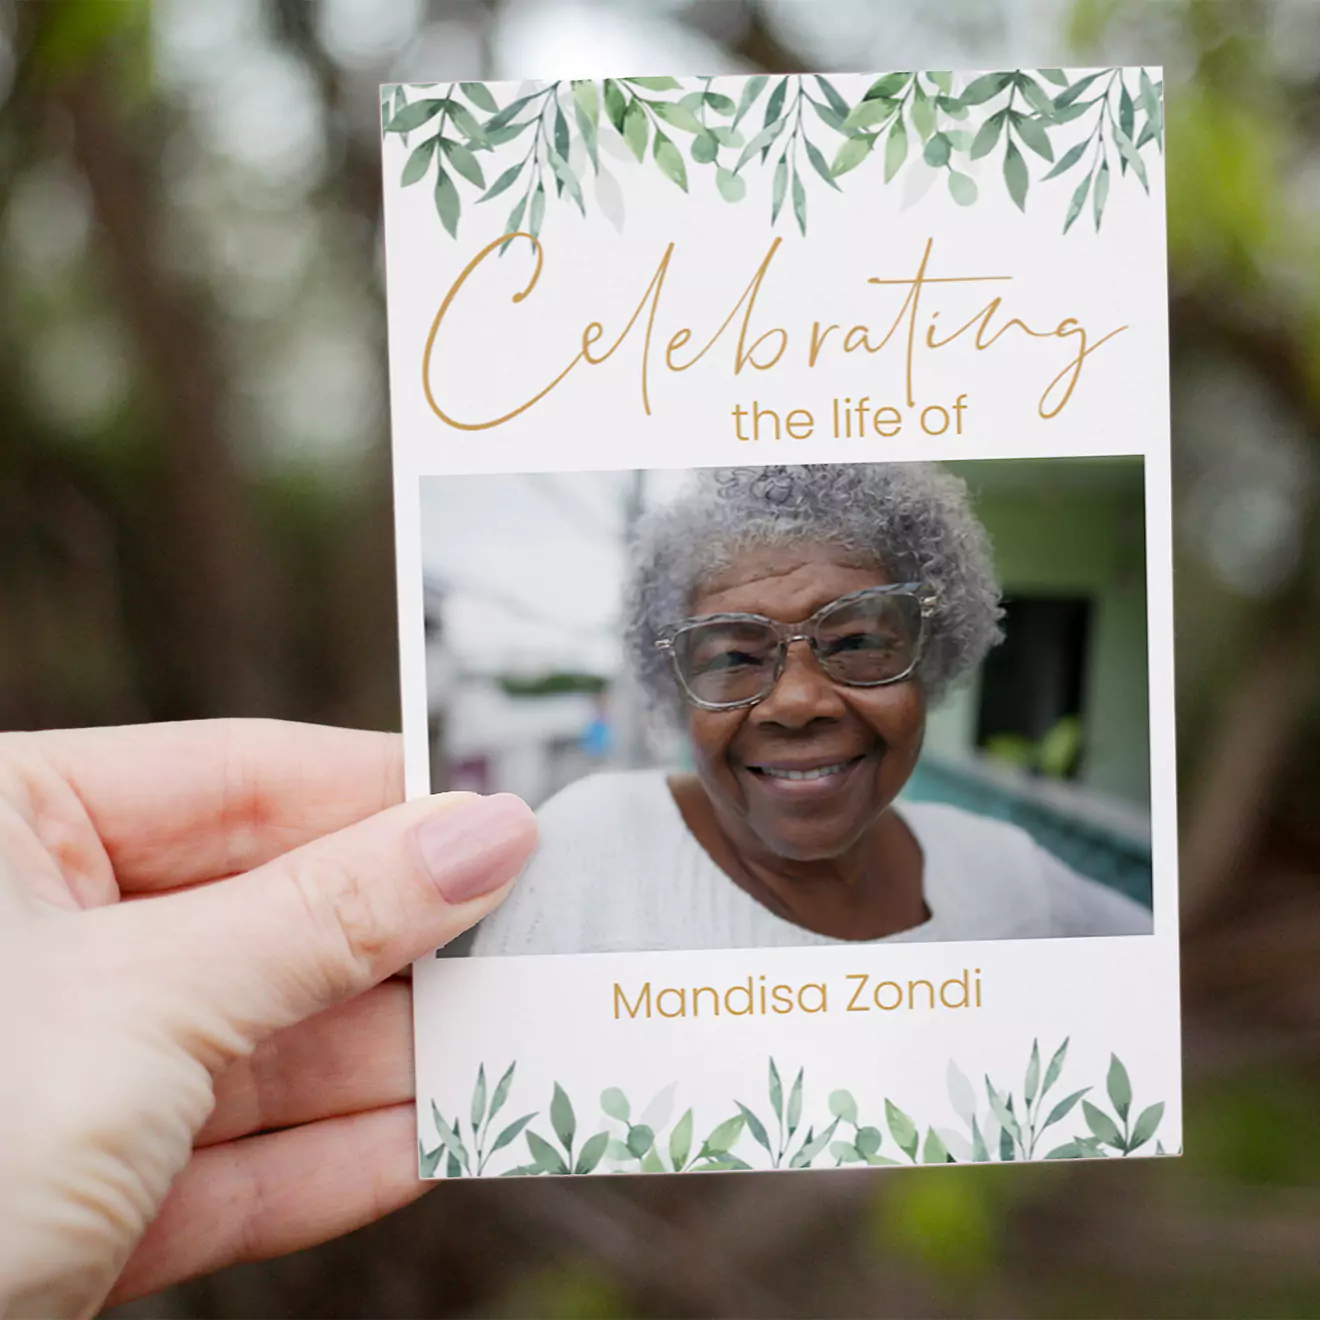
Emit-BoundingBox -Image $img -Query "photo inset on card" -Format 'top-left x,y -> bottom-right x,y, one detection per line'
421,457 -> 1152,957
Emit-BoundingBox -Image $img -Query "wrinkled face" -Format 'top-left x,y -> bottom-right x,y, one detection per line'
682,543 -> 926,862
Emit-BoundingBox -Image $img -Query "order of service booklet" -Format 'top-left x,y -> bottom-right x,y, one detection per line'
380,69 -> 1180,1178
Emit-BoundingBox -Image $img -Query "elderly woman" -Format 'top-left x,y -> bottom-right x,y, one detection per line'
471,463 -> 1151,955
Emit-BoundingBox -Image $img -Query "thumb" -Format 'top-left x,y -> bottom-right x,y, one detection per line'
130,791 -> 536,1066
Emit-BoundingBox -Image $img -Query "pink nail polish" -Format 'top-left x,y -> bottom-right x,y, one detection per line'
414,793 -> 537,904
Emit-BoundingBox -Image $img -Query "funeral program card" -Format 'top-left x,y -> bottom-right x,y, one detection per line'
380,69 -> 1179,1178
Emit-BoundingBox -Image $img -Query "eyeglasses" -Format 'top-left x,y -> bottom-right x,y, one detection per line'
655,584 -> 936,712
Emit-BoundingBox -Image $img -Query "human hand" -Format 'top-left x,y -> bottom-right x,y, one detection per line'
0,720 -> 536,1319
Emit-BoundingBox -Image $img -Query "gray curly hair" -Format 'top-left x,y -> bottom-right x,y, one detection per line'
623,463 -> 1003,721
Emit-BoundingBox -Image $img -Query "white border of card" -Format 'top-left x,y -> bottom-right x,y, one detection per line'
381,70 -> 1180,1178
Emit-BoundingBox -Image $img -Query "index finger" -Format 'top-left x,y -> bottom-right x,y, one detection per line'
21,719 -> 404,891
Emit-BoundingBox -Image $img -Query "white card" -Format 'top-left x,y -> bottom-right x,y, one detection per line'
381,70 -> 1179,1178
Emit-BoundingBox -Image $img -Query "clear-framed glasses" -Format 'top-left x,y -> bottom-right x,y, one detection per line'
655,584 -> 937,712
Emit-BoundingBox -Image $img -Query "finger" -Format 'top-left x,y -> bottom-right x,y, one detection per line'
198,982 -> 412,1146
123,790 -> 535,1064
25,719 -> 403,892
107,1104 -> 427,1307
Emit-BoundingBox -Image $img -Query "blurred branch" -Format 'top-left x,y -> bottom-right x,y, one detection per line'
58,70 -> 280,716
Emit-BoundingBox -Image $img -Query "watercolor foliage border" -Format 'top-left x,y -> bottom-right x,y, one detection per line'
382,69 -> 1164,241
420,1038 -> 1171,1178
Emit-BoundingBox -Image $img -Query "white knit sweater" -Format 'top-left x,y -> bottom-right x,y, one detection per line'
470,769 -> 1151,956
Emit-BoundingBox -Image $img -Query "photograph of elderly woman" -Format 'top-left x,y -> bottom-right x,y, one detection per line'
420,458 -> 1153,956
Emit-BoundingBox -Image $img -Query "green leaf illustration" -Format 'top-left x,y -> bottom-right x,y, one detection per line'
1139,69 -> 1163,145
828,1090 -> 859,1125
420,1141 -> 444,1178
528,182 -> 546,237
387,98 -> 446,133
804,138 -> 841,190
1039,68 -> 1069,86
1024,1040 -> 1041,1106
948,171 -> 977,205
1082,1099 -> 1124,1149
970,109 -> 1005,159
575,1131 -> 609,1175
864,72 -> 911,101
844,98 -> 894,132
810,98 -> 848,133
488,1112 -> 536,1156
699,1113 -> 746,1159
786,171 -> 807,236
971,1117 -> 990,1163
985,1080 -> 1022,1148
471,1064 -> 488,1133
1119,82 -> 1135,143
431,1102 -> 470,1173
626,1123 -> 654,1158
855,1125 -> 883,1158
550,1082 -> 576,1157
703,90 -> 736,115
549,149 -> 585,215
768,1059 -> 783,1121
480,163 -> 523,203
670,1108 -> 694,1170
1042,140 -> 1087,180
786,1067 -> 804,1137
526,1130 -> 569,1175
623,98 -> 648,160
1003,138 -> 1028,211
653,130 -> 688,191
1014,114 -> 1054,162
814,74 -> 850,118
734,117 -> 786,174
737,1102 -> 774,1156
461,81 -> 498,113
1041,1087 -> 1089,1132
831,133 -> 875,177
486,94 -> 535,133
641,1146 -> 667,1173
1113,128 -> 1149,192
832,1140 -> 862,1164
575,102 -> 599,171
885,1098 -> 920,1161
1063,171 -> 1091,233
448,101 -> 489,149
401,136 -> 438,186
910,83 -> 936,142
1054,71 -> 1104,110
716,166 -> 746,202
433,167 -> 461,238
603,79 -> 627,134
960,71 -> 1011,106
1018,76 -> 1056,118
929,70 -> 954,93
1043,1140 -> 1087,1159
1107,1054 -> 1132,1122
572,79 -> 600,125
652,101 -> 704,135
789,1118 -> 839,1169
884,116 -> 908,182
764,76 -> 789,127
1128,1102 -> 1165,1152
691,132 -> 719,164
1041,1039 -> 1070,1096
922,1128 -> 951,1164
733,74 -> 768,127
441,138 -> 486,189
601,1087 -> 630,1123
923,131 -> 951,167
628,76 -> 681,91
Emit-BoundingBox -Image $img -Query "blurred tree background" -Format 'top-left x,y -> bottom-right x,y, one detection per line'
3,0 -> 1319,1316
